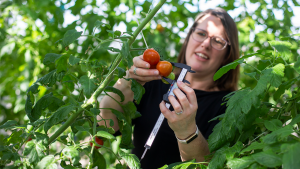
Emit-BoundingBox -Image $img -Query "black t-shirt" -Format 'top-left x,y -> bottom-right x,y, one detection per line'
132,80 -> 231,169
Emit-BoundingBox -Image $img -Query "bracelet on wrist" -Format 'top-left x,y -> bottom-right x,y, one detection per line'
175,125 -> 199,144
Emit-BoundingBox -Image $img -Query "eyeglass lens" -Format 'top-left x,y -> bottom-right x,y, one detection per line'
192,29 -> 227,50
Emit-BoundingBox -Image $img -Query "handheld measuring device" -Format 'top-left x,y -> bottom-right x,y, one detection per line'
141,62 -> 195,160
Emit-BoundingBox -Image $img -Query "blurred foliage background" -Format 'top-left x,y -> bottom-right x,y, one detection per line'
0,0 -> 299,162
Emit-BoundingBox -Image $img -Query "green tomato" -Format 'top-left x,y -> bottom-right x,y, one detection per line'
162,72 -> 175,84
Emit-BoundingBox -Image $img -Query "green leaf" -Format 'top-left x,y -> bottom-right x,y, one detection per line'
27,83 -> 40,94
268,41 -> 292,60
115,164 -> 125,169
268,63 -> 285,87
1,152 -> 20,161
92,149 -> 106,169
117,67 -> 126,78
23,140 -> 46,164
69,55 -> 80,65
90,108 -> 100,116
121,41 -> 133,69
62,147 -> 80,165
36,155 -> 57,169
62,29 -> 82,47
294,56 -> 300,74
105,86 -> 125,102
244,72 -> 256,79
107,30 -> 114,37
35,132 -> 49,146
55,54 -> 69,73
121,101 -> 138,124
4,130 -> 23,145
115,30 -> 121,37
227,156 -> 255,169
94,20 -> 110,29
96,131 -> 116,140
274,77 -> 299,100
110,109 -> 134,149
62,74 -> 77,92
31,93 -> 64,122
130,79 -> 145,104
264,119 -> 282,131
214,59 -> 244,81
43,53 -> 61,65
251,151 -> 282,167
36,69 -> 65,86
225,141 -> 244,160
0,120 -> 18,129
208,113 -> 225,122
281,142 -> 300,169
25,90 -> 36,121
79,75 -> 97,98
71,119 -> 85,134
119,149 -> 141,169
240,142 -> 265,154
289,114 -> 300,126
208,145 -> 228,169
262,125 -> 293,144
74,126 -> 90,133
44,104 -> 75,133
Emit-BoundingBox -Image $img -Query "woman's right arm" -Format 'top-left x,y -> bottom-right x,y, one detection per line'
97,55 -> 162,131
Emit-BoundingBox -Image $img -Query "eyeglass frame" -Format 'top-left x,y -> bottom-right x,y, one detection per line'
190,27 -> 230,50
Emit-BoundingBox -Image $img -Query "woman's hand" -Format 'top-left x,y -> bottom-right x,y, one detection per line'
128,55 -> 162,85
159,80 -> 198,139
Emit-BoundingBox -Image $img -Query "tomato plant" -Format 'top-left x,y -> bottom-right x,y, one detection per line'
89,136 -> 104,149
156,61 -> 173,77
143,48 -> 160,67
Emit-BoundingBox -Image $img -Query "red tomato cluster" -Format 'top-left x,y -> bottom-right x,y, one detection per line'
143,48 -> 173,77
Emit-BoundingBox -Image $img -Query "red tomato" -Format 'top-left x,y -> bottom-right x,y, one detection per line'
156,61 -> 173,77
26,138 -> 32,142
89,136 -> 104,149
143,48 -> 160,67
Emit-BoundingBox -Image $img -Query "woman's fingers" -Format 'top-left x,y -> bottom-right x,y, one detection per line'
168,96 -> 183,115
129,66 -> 160,77
128,55 -> 162,84
133,55 -> 150,68
176,81 -> 198,108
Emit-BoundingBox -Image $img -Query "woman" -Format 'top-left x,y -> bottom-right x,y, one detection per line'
98,7 -> 239,168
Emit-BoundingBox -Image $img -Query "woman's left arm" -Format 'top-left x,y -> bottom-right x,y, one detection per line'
159,81 -> 210,162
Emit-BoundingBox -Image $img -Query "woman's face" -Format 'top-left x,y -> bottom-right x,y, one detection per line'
185,14 -> 229,78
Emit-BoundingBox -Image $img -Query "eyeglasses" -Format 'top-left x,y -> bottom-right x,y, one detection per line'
191,28 -> 230,50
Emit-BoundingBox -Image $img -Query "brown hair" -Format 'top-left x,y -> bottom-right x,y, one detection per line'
175,7 -> 240,91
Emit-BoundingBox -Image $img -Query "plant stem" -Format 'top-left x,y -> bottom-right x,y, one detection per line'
245,62 -> 262,74
130,48 -> 147,51
47,0 -> 167,146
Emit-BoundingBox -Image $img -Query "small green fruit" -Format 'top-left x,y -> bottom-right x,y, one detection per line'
162,72 -> 175,84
